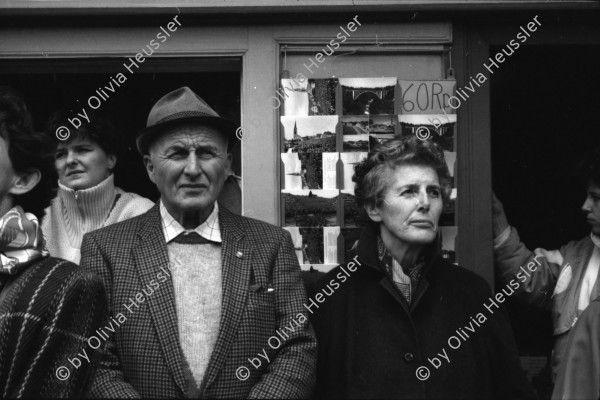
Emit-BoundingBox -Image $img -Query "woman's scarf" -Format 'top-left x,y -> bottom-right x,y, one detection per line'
0,206 -> 48,275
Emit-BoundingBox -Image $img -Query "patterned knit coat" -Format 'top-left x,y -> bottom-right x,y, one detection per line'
0,257 -> 107,398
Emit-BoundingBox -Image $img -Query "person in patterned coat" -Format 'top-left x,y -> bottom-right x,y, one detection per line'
80,87 -> 317,398
0,86 -> 107,398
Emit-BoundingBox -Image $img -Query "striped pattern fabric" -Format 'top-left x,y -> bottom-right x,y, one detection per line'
0,257 -> 107,398
377,236 -> 424,304
80,202 -> 317,398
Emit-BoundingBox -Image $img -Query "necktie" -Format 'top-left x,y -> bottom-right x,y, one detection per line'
172,232 -> 212,245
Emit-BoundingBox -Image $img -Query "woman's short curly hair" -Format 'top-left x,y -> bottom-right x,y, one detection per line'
46,110 -> 119,157
353,136 -> 452,210
0,87 -> 58,219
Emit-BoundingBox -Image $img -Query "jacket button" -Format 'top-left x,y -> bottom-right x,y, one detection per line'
404,353 -> 415,363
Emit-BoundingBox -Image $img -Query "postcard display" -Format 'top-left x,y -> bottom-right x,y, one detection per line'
281,77 -> 459,270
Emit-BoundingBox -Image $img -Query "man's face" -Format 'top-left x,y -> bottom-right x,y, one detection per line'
582,182 -> 600,235
144,124 -> 232,226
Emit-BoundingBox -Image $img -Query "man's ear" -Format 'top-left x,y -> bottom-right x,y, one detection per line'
143,154 -> 157,184
364,203 -> 382,223
9,169 -> 41,196
226,152 -> 233,175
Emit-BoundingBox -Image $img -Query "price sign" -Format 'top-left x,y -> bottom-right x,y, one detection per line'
399,80 -> 456,114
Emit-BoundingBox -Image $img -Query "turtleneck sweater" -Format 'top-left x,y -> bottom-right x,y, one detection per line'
41,175 -> 154,264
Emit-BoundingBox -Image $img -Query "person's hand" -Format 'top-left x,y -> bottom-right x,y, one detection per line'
534,248 -> 564,266
492,192 -> 510,238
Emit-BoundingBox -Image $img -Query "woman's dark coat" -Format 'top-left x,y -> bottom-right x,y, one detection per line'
309,222 -> 536,399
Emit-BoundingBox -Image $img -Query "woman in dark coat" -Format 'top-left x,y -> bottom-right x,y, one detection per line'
310,137 -> 535,399
0,87 -> 107,398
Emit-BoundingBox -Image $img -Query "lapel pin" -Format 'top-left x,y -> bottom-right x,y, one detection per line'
236,251 -> 243,259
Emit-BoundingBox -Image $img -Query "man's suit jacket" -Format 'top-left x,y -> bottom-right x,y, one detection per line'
80,203 -> 317,398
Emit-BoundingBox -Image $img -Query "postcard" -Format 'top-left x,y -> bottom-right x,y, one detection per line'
342,116 -> 369,135
322,152 -> 340,190
282,189 -> 338,227
439,226 -> 458,264
341,189 -> 369,228
444,151 -> 457,178
369,115 -> 396,134
343,134 -> 369,152
341,227 -> 362,263
340,152 -> 367,190
281,116 -> 338,188
323,226 -> 340,264
340,77 -> 396,116
281,78 -> 309,116
307,78 -> 338,115
398,114 -> 456,151
281,151 -> 303,190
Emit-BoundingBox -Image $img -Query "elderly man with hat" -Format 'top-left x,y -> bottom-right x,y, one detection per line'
80,87 -> 317,398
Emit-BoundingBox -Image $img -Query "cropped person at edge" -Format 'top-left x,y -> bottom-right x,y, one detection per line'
0,87 -> 106,398
493,147 -> 600,393
310,137 -> 535,399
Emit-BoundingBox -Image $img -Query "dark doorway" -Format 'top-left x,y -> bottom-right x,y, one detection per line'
491,44 -> 600,394
0,57 -> 241,202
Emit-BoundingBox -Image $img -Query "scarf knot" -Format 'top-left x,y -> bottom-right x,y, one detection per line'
0,206 -> 48,275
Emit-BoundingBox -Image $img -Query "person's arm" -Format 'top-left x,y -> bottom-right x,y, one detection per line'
247,230 -> 318,399
552,300 -> 600,400
80,233 -> 141,399
492,193 -> 562,309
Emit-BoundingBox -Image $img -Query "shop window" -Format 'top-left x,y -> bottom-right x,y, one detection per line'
0,57 -> 241,206
278,49 -> 457,271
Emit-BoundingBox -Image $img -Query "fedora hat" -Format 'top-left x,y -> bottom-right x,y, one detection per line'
136,86 -> 239,154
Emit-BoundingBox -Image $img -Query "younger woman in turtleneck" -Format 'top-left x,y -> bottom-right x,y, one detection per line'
42,112 -> 153,264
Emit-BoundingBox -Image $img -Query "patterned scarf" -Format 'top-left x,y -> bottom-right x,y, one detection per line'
377,236 -> 424,304
0,206 -> 48,275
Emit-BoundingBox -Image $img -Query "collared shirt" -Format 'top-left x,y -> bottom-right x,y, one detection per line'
159,200 -> 222,244
578,233 -> 600,312
377,236 -> 424,304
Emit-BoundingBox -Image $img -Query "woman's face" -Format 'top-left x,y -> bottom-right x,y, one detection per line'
0,134 -> 17,215
367,164 -> 443,248
55,136 -> 116,191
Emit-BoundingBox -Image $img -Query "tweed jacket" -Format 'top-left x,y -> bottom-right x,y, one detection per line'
0,257 -> 107,398
80,203 -> 317,398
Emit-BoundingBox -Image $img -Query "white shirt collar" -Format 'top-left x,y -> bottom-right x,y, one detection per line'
591,232 -> 600,249
159,200 -> 222,244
